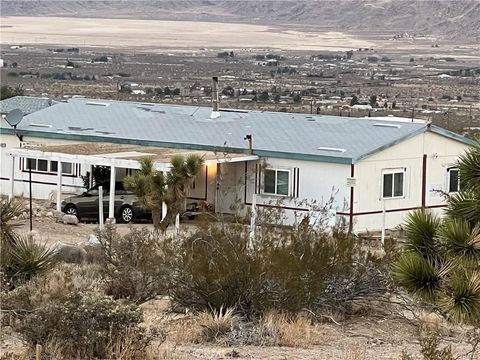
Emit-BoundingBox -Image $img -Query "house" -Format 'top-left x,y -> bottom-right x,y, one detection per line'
0,97 -> 472,232
0,96 -> 56,116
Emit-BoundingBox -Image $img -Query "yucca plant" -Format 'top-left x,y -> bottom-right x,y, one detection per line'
403,210 -> 442,261
438,270 -> 480,323
0,198 -> 24,243
2,235 -> 57,287
1,199 -> 57,287
393,139 -> 480,325
392,252 -> 444,302
9,235 -> 57,283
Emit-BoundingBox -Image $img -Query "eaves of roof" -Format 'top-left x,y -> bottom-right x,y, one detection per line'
353,126 -> 428,162
1,127 -> 353,164
429,125 -> 477,145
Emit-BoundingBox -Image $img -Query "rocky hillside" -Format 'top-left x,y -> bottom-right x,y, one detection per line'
2,0 -> 479,42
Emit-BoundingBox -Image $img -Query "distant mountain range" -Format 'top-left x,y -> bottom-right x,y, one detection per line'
2,0 -> 479,42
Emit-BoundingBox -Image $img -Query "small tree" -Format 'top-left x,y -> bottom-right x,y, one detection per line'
350,95 -> 359,106
0,85 -> 24,100
293,93 -> 302,103
124,155 -> 203,231
222,86 -> 234,97
124,157 -> 166,229
258,91 -> 270,102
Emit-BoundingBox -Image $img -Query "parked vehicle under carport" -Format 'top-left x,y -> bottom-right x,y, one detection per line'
61,182 -> 151,223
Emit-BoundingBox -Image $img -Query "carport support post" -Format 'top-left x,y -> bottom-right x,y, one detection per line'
99,185 -> 104,229
162,202 -> 167,221
9,156 -> 15,200
89,164 -> 94,188
56,162 -> 63,211
108,166 -> 116,221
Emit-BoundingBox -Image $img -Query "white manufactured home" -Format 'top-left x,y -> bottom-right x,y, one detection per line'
0,97 -> 472,232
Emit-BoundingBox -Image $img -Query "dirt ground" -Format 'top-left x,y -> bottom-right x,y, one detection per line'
0,16 -> 373,51
2,296 -> 476,360
3,202 -> 477,360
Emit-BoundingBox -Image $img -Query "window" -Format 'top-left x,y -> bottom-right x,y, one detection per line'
23,158 -> 74,176
448,168 -> 460,193
61,162 -> 73,175
264,169 -> 290,196
25,158 -> 37,170
37,159 -> 48,172
382,169 -> 405,198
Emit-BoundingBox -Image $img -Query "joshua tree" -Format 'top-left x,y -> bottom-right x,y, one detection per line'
123,157 -> 166,229
124,154 -> 203,231
393,140 -> 480,325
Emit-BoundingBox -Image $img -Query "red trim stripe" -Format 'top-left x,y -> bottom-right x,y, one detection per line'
337,204 -> 447,217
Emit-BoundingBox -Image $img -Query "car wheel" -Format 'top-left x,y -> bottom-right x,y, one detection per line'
121,206 -> 134,223
64,204 -> 79,219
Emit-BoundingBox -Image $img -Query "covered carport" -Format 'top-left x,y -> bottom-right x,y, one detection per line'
7,142 -> 258,224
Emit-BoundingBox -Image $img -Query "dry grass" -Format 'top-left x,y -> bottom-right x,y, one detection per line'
258,312 -> 313,348
417,311 -> 448,332
197,306 -> 239,342
169,317 -> 203,344
344,344 -> 367,360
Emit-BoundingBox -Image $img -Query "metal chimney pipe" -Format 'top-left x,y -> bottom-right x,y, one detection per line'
212,76 -> 219,112
244,134 -> 253,154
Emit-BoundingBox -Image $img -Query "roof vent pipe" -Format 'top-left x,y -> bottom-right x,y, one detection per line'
244,134 -> 253,154
210,76 -> 220,119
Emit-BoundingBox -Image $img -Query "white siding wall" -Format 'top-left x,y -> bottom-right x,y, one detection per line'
0,135 -> 136,200
353,132 -> 469,232
216,158 -> 351,225
187,163 -> 217,207
0,134 -> 86,200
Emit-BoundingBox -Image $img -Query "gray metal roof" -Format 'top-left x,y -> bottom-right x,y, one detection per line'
0,96 -> 55,116
1,98 -> 470,164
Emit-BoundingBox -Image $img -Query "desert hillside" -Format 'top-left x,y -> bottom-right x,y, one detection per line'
2,0 -> 479,42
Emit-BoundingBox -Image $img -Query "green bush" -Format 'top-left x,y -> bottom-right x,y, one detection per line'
18,291 -> 147,359
162,218 -> 388,317
94,225 -> 166,303
401,332 -> 453,360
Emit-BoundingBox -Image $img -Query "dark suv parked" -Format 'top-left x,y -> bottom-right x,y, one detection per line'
61,182 -> 150,223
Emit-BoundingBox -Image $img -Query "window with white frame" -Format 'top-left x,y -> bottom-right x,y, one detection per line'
447,167 -> 460,193
263,169 -> 290,196
24,158 -> 74,176
382,169 -> 405,199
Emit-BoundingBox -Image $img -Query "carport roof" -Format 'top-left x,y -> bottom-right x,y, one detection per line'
8,142 -> 258,170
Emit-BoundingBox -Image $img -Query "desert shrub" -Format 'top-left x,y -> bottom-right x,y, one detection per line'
1,263 -> 104,313
18,291 -> 147,359
401,332 -> 453,360
94,225 -> 166,303
162,217 -> 388,317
